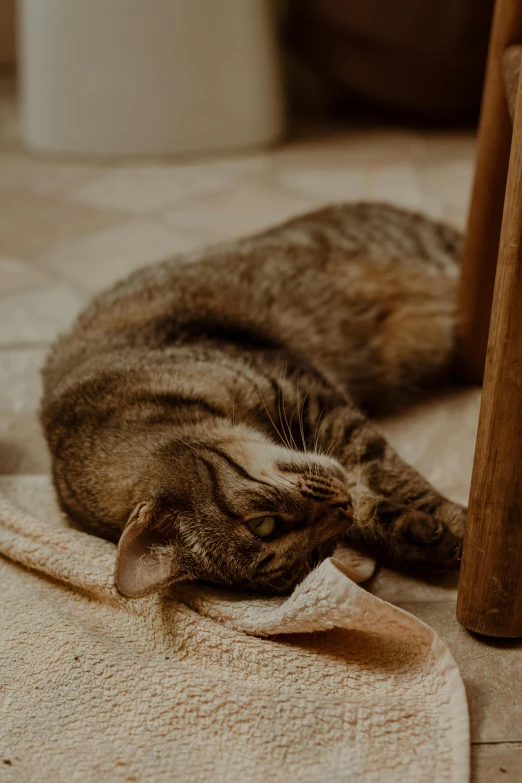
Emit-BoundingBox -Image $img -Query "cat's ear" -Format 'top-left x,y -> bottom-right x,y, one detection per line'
115,502 -> 188,598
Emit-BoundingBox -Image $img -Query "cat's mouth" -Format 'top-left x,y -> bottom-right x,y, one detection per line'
316,506 -> 354,541
299,511 -> 353,572
309,534 -> 340,568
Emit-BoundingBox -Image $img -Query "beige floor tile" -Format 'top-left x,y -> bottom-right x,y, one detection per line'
165,151 -> 273,180
0,190 -> 126,259
472,743 -> 522,783
70,160 -> 250,213
0,255 -> 52,297
275,128 -> 427,167
365,163 -> 424,210
417,159 -> 474,230
0,413 -> 50,474
0,152 -> 99,197
398,601 -> 522,743
274,128 -> 475,226
276,160 -> 425,212
0,281 -> 85,344
367,565 -> 459,603
417,131 -> 476,165
163,180 -> 316,243
274,164 -> 374,206
37,220 -> 202,296
0,347 -> 48,413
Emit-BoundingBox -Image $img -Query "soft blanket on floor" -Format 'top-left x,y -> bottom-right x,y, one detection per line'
0,476 -> 469,783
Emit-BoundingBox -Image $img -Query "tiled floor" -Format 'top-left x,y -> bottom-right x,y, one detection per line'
1,76 -> 521,780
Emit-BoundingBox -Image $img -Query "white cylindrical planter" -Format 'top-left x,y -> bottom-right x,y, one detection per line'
18,0 -> 285,156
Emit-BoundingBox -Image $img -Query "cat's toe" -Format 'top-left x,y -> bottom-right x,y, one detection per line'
435,501 -> 467,538
397,510 -> 445,545
393,509 -> 464,568
423,531 -> 463,568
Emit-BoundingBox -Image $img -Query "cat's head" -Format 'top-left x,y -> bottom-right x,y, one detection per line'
115,422 -> 353,598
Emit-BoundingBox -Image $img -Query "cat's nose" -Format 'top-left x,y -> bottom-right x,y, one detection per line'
329,497 -> 354,520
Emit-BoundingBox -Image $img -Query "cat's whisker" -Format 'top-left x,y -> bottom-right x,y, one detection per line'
288,402 -> 298,448
279,363 -> 299,452
297,379 -> 320,476
275,375 -> 288,448
295,380 -> 307,455
254,380 -> 291,450
312,404 -> 327,455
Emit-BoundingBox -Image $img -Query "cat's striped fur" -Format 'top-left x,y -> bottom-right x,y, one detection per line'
41,203 -> 466,597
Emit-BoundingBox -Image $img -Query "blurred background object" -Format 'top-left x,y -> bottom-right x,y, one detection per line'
2,0 -> 495,159
17,0 -> 285,156
0,0 -> 16,71
283,0 -> 495,121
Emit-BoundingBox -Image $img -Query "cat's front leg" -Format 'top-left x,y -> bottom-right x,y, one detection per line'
341,486 -> 464,568
315,405 -> 465,568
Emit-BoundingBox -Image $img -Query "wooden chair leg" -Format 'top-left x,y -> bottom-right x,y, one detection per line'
456,57 -> 522,638
457,0 -> 522,383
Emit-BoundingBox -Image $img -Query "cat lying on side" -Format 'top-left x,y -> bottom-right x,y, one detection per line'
40,203 -> 465,598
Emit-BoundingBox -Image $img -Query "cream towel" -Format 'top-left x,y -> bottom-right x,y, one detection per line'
0,476 -> 469,783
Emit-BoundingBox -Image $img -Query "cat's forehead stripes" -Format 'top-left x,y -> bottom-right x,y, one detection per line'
197,444 -> 296,515
202,444 -> 263,484
201,444 -> 288,496
197,440 -> 349,524
198,456 -> 243,520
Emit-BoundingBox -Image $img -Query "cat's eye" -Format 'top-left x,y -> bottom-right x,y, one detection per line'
247,516 -> 276,537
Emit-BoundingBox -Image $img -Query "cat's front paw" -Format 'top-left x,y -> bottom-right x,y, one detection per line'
392,506 -> 465,568
434,500 -> 467,539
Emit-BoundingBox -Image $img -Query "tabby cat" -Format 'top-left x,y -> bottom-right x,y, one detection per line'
41,203 -> 466,598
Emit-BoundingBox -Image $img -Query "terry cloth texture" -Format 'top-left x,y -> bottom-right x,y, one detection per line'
0,476 -> 469,783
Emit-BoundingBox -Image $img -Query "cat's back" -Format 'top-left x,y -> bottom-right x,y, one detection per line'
42,202 -> 462,412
